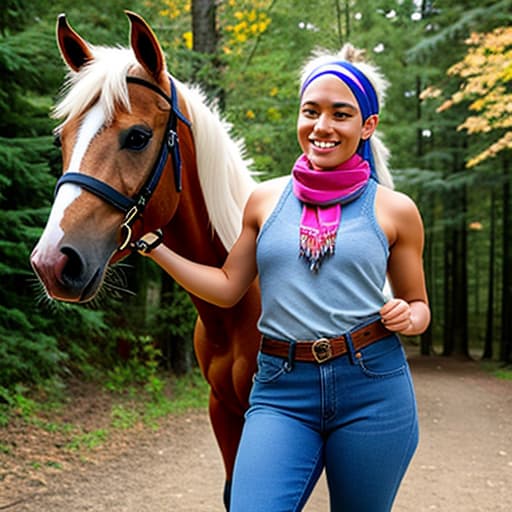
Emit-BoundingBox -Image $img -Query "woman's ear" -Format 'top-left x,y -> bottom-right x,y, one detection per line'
361,114 -> 379,140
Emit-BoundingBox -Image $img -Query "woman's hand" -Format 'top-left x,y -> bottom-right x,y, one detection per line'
380,298 -> 430,336
131,229 -> 164,255
380,298 -> 411,333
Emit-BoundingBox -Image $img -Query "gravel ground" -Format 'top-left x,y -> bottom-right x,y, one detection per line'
1,353 -> 511,511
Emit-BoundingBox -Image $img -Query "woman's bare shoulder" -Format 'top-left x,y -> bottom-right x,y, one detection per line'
376,185 -> 420,218
375,185 -> 423,246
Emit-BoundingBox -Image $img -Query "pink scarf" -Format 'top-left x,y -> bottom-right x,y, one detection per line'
292,153 -> 371,272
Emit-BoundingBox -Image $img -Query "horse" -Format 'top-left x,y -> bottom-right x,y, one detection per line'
30,11 -> 261,509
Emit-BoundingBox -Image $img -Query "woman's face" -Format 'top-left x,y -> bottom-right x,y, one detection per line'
297,74 -> 377,170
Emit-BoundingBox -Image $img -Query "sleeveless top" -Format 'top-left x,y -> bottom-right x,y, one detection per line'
256,178 -> 389,341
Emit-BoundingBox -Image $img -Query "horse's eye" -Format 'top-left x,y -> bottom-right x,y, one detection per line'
121,127 -> 152,151
53,134 -> 62,148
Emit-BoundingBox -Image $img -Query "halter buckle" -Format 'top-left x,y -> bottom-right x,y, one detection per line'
168,130 -> 177,148
118,205 -> 139,251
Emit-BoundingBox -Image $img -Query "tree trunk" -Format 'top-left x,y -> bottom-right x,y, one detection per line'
450,211 -> 470,358
482,188 -> 496,360
453,184 -> 469,357
159,277 -> 193,375
192,0 -> 217,55
191,0 -> 222,103
444,141 -> 470,358
442,221 -> 454,355
500,157 -> 512,363
421,191 -> 434,355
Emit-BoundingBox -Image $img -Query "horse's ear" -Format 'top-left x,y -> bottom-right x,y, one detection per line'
126,11 -> 166,80
56,14 -> 94,72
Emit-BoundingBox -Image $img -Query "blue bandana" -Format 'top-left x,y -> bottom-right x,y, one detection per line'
300,61 -> 379,181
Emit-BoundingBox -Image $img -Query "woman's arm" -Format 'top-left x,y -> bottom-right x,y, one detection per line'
141,188 -> 262,308
378,189 -> 431,336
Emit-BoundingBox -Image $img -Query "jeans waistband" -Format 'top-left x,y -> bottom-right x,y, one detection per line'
260,319 -> 392,364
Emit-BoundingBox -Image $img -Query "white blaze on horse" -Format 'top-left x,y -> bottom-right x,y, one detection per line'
30,11 -> 261,508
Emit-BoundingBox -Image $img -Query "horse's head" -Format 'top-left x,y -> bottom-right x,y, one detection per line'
31,11 -> 193,302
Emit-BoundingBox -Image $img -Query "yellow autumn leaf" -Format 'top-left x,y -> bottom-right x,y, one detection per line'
458,116 -> 491,134
436,99 -> 454,113
183,31 -> 193,49
420,86 -> 442,100
438,26 -> 512,166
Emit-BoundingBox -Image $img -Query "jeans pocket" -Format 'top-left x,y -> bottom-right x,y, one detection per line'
254,352 -> 287,383
357,336 -> 407,378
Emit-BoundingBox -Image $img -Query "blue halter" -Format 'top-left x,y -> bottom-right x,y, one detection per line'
54,74 -> 191,250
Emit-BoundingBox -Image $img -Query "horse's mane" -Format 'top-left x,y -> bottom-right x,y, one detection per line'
178,83 -> 256,250
53,46 -> 256,250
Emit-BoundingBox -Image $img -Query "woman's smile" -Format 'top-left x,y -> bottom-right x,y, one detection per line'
310,139 -> 341,150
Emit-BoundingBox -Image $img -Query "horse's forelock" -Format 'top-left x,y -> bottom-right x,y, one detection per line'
53,46 -> 135,124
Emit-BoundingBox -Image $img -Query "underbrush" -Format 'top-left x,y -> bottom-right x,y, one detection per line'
0,334 -> 209,470
480,361 -> 512,381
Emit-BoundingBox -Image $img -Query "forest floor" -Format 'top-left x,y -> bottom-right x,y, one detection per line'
1,348 -> 512,511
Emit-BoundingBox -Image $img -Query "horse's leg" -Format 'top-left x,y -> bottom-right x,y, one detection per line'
193,318 -> 245,510
209,391 -> 245,511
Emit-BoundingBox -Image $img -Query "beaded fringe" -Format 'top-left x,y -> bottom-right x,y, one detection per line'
299,225 -> 337,272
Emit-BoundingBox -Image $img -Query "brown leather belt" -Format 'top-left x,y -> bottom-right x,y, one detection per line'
260,319 -> 392,364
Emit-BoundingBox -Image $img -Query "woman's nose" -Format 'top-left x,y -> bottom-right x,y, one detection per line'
314,113 -> 332,133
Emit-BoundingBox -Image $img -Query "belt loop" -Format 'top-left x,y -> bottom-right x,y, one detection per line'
344,332 -> 358,365
284,340 -> 296,372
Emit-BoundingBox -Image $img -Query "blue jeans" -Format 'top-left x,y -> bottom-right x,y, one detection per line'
230,327 -> 418,511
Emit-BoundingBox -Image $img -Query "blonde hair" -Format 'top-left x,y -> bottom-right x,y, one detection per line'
299,44 -> 394,189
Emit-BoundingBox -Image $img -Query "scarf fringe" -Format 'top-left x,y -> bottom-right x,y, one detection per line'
299,225 -> 337,272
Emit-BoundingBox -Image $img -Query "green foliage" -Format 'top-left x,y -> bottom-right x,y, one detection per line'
0,324 -> 65,388
111,404 -> 140,430
155,284 -> 196,343
493,368 -> 512,381
2,0 -> 512,405
104,334 -> 162,394
143,369 -> 209,427
481,361 -> 512,381
67,428 -> 109,451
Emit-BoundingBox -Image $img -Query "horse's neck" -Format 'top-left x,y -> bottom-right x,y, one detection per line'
165,157 -> 231,293
165,117 -> 229,267
167,190 -> 227,267
161,120 -> 261,342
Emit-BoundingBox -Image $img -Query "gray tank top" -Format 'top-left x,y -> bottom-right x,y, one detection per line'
256,178 -> 389,341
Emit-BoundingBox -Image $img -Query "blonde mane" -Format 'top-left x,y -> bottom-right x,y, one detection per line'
53,46 -> 256,250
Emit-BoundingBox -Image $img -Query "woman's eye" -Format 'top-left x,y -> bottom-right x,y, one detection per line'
302,109 -> 318,117
121,127 -> 152,151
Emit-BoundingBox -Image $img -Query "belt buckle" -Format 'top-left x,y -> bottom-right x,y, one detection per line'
312,338 -> 333,363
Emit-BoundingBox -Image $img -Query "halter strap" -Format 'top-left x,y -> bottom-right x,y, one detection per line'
56,172 -> 136,212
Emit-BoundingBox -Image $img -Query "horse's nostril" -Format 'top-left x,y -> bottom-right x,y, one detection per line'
59,246 -> 85,285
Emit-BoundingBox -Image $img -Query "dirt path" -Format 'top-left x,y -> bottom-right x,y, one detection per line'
1,354 -> 512,511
